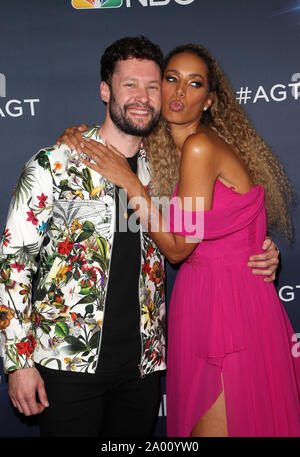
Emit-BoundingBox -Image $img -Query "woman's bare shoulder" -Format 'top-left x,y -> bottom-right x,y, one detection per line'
182,128 -> 230,164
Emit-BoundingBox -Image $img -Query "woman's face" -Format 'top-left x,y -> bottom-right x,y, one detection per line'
161,52 -> 213,126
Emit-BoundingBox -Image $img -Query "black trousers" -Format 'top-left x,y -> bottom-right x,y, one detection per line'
36,364 -> 161,438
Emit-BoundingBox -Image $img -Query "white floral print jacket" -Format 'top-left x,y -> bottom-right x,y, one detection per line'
0,127 -> 166,375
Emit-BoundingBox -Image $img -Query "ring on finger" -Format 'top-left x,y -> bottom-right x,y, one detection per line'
90,154 -> 98,164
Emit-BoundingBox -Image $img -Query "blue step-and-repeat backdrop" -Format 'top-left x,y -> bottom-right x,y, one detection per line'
0,0 -> 300,437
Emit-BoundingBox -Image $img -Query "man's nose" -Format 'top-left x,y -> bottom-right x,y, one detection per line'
135,86 -> 150,104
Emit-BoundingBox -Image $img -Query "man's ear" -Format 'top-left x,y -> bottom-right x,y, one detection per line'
100,81 -> 110,104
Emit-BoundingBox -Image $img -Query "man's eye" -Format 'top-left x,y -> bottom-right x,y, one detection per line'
148,85 -> 159,90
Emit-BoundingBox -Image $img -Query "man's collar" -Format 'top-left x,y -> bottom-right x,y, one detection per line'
81,125 -> 145,158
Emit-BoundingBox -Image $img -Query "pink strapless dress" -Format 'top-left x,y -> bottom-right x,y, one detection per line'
166,180 -> 300,437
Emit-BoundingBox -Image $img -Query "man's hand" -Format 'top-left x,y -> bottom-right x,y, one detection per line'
8,367 -> 49,416
56,124 -> 89,153
248,237 -> 279,282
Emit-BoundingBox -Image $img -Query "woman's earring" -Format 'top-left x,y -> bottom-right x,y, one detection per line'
203,106 -> 208,111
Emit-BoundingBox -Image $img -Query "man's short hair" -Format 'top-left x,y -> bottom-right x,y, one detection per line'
100,36 -> 163,85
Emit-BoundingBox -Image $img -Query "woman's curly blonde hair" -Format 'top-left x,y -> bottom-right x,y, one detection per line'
144,43 -> 297,241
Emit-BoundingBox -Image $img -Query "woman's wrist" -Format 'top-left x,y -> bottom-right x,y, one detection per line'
126,173 -> 145,201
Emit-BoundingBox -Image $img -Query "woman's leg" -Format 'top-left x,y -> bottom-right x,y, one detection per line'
190,374 -> 228,437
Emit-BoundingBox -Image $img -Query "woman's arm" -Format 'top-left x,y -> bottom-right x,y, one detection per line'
80,133 -> 219,263
56,124 -> 90,153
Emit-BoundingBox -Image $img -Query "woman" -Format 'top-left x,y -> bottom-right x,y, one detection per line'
57,44 -> 299,437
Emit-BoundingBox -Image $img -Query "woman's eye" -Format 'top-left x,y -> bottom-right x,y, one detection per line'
165,75 -> 177,83
190,80 -> 203,88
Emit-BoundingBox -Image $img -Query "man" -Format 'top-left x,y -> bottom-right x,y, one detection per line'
0,36 -> 278,437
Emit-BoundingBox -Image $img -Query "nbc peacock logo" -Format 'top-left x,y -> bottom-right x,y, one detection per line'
72,0 -> 195,8
72,0 -> 122,8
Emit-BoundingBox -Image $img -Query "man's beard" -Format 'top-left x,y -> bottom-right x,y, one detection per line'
109,93 -> 160,137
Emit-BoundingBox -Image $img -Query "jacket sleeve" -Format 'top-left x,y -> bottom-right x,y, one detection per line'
0,150 -> 54,372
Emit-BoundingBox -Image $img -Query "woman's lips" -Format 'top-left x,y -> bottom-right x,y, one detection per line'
169,100 -> 184,112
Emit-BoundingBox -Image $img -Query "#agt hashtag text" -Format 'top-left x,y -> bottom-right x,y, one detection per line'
236,73 -> 300,104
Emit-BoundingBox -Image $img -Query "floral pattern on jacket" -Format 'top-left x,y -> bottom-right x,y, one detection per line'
0,127 -> 166,375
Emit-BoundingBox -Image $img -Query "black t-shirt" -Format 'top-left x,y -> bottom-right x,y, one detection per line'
96,153 -> 141,374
